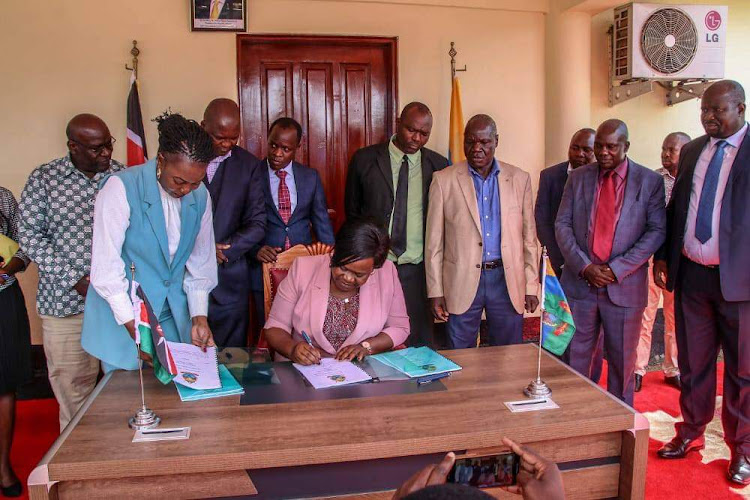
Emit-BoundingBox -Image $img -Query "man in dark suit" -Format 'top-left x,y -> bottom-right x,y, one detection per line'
345,102 -> 448,347
535,128 -> 605,383
251,117 -> 336,324
555,119 -> 666,405
535,128 -> 595,277
653,80 -> 750,485
201,98 -> 266,347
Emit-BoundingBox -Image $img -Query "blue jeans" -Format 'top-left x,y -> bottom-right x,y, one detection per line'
446,267 -> 523,348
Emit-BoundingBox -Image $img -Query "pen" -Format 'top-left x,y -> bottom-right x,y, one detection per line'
141,429 -> 185,435
300,331 -> 321,364
417,373 -> 450,385
301,331 -> 314,347
513,399 -> 548,406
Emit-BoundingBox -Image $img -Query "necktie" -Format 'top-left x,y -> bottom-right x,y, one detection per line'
695,140 -> 728,244
276,170 -> 292,250
210,0 -> 221,19
592,170 -> 616,263
390,155 -> 409,257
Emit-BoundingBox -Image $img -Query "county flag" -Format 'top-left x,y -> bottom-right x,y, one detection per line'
126,73 -> 148,166
130,281 -> 177,384
448,77 -> 466,166
540,256 -> 576,356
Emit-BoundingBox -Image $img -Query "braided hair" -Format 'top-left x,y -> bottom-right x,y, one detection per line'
153,111 -> 215,164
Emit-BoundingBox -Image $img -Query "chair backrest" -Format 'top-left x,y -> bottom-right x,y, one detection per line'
262,243 -> 334,320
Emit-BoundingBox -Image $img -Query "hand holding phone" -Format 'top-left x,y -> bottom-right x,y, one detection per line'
502,437 -> 565,500
448,452 -> 520,488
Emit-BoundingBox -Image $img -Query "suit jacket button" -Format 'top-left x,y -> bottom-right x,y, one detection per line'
285,227 -> 289,232
164,280 -> 170,286
476,264 -> 481,269
479,242 -> 483,246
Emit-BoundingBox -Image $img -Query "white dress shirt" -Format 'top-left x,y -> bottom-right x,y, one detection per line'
683,122 -> 748,265
268,161 -> 297,212
90,177 -> 218,325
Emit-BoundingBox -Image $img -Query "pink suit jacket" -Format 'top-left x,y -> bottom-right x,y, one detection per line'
264,254 -> 410,355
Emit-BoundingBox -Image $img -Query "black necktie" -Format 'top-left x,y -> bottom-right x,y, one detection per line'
390,155 -> 409,257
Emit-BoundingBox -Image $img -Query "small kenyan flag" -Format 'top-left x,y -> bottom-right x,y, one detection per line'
130,281 -> 178,384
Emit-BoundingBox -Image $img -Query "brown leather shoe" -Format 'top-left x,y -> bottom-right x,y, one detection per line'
657,436 -> 704,459
664,375 -> 681,390
728,455 -> 750,485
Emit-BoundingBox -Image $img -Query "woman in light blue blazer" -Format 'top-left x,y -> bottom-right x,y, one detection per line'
82,113 -> 219,371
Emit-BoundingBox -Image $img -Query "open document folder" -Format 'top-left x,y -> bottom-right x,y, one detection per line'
293,358 -> 372,389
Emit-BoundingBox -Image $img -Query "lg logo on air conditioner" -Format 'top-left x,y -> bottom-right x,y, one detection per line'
705,10 -> 721,43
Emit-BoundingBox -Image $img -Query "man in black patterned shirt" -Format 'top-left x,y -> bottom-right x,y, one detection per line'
19,114 -> 125,430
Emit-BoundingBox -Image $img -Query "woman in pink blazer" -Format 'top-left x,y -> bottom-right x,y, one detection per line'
264,219 -> 410,365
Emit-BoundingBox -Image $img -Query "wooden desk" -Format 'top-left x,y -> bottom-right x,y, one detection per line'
28,345 -> 648,499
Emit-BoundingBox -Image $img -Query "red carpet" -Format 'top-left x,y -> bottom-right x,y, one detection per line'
11,398 -> 58,500
599,361 -> 748,499
9,362 -> 749,499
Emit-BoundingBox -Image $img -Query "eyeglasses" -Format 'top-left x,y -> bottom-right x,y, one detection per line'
71,137 -> 116,155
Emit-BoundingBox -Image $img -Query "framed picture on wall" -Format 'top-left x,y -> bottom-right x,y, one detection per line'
191,0 -> 247,32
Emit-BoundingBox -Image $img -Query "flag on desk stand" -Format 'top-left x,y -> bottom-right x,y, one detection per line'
540,255 -> 576,356
126,73 -> 148,166
130,281 -> 177,384
448,77 -> 466,166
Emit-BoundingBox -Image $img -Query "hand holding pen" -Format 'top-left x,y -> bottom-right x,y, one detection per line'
290,331 -> 322,365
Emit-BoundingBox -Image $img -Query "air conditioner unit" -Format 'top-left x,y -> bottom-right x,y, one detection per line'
612,3 -> 727,81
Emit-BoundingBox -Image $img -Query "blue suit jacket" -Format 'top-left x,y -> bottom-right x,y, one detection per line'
204,145 -> 266,304
656,126 -> 750,301
535,161 -> 569,275
250,160 -> 335,291
555,160 -> 666,308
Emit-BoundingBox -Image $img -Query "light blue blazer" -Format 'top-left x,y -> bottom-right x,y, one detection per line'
81,160 -> 209,370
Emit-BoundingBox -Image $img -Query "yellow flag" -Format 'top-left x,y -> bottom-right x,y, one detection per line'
448,77 -> 466,165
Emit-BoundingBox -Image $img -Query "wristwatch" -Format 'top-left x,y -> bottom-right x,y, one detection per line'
361,341 -> 373,355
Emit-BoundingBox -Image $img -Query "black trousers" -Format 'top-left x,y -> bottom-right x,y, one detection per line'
675,258 -> 750,456
396,261 -> 434,348
208,296 -> 250,348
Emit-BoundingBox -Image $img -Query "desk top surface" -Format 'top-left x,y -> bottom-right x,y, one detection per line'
46,344 -> 636,482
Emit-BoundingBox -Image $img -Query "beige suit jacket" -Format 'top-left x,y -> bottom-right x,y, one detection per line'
425,160 -> 539,315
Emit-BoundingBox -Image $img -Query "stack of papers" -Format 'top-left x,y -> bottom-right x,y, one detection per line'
175,365 -> 244,401
370,347 -> 462,378
293,358 -> 372,389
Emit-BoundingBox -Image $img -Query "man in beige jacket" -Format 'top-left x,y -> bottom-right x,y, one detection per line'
425,114 -> 539,348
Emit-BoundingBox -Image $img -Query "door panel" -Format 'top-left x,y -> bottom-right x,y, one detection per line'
237,35 -> 398,230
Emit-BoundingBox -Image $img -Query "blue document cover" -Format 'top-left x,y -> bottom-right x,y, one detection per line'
175,364 -> 244,401
370,347 -> 462,378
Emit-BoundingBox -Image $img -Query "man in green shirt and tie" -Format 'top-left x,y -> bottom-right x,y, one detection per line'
345,102 -> 449,347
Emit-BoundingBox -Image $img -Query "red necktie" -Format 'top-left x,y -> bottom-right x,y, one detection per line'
593,170 -> 616,262
276,170 -> 292,250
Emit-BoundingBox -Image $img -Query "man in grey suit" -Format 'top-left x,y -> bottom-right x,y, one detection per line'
653,80 -> 750,485
555,119 -> 666,405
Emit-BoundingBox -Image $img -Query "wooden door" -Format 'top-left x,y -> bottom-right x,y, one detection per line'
237,35 -> 398,229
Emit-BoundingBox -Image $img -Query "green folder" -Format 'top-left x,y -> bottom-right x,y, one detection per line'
370,347 -> 462,378
175,364 -> 244,401
0,234 -> 19,264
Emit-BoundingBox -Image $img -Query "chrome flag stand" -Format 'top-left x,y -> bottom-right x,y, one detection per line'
128,263 -> 161,430
524,249 -> 552,398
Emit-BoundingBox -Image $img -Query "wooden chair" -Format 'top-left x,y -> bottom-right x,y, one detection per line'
258,243 -> 334,349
